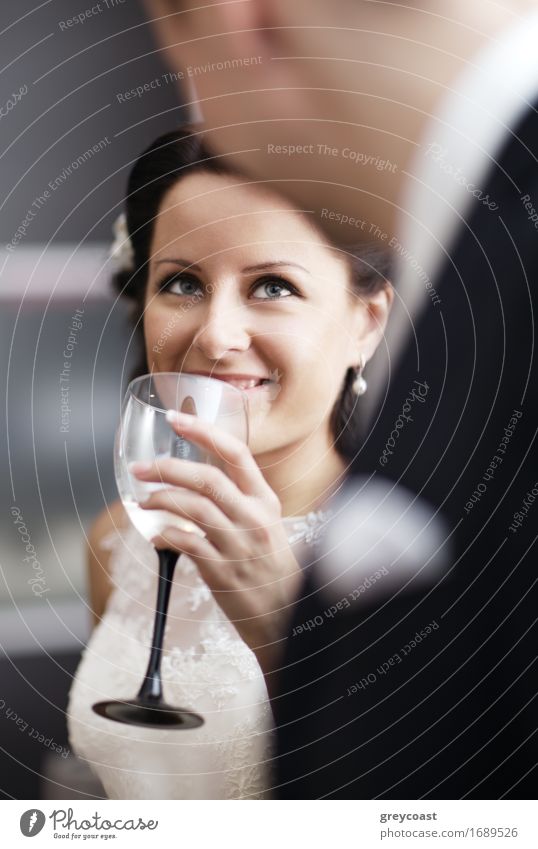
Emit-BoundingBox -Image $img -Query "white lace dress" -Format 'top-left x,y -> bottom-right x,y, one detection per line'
67,509 -> 333,800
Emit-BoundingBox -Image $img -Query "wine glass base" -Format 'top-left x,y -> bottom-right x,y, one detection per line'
92,699 -> 204,729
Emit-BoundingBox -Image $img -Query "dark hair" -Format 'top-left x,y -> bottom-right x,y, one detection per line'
113,127 -> 391,461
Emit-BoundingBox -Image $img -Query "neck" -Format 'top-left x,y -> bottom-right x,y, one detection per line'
254,434 -> 348,518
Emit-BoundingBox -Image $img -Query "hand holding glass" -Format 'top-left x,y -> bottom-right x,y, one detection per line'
92,372 -> 249,729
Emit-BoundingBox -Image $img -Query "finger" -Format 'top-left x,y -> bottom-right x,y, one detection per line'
165,410 -> 279,504
152,526 -> 221,573
141,487 -> 237,551
152,526 -> 232,595
130,457 -> 254,525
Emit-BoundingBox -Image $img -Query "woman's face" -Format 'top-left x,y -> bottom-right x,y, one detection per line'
143,171 -> 389,458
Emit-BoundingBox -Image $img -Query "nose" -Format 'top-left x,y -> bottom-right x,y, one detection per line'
192,296 -> 251,361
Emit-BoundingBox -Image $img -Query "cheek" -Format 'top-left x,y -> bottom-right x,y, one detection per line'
143,309 -> 163,367
283,318 -> 351,386
142,304 -> 188,370
266,335 -> 346,428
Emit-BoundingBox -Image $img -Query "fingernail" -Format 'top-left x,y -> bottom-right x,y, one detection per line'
129,461 -> 151,475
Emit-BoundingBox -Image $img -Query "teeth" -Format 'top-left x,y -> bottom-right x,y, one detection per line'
226,379 -> 262,389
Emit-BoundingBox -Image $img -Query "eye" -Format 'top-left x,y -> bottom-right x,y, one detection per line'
251,276 -> 299,300
159,273 -> 202,296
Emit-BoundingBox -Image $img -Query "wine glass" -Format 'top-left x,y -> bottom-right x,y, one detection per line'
92,372 -> 249,729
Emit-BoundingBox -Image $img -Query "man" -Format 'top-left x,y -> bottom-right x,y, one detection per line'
145,0 -> 538,797
145,0 -> 535,242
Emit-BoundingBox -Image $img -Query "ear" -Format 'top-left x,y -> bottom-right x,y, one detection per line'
350,283 -> 393,365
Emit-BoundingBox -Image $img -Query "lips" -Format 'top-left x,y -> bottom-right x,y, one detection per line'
219,377 -> 270,390
186,371 -> 272,391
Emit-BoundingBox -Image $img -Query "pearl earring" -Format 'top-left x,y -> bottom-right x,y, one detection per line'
352,354 -> 367,396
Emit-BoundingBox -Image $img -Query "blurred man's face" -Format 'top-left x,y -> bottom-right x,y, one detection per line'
144,0 -> 519,241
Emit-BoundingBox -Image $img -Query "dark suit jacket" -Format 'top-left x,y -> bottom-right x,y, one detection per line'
274,102 -> 538,798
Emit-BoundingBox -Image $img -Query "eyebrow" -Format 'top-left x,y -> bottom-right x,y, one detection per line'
155,258 -> 202,270
154,259 -> 311,275
242,261 -> 311,275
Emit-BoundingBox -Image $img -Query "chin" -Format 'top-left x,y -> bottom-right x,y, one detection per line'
247,424 -> 282,457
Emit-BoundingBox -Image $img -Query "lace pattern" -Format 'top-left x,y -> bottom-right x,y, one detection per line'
67,508 -> 333,799
286,509 -> 335,546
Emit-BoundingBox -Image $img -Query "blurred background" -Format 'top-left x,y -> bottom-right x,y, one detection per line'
0,0 -> 187,799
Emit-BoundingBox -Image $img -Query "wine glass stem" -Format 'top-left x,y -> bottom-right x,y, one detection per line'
137,548 -> 178,703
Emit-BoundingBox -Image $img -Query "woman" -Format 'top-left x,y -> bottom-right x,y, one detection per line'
67,128 -> 392,799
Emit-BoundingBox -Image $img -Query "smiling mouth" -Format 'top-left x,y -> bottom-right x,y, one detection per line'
213,377 -> 272,391
184,368 -> 281,393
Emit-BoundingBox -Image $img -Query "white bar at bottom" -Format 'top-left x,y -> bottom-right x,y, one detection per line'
2,799 -> 537,848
